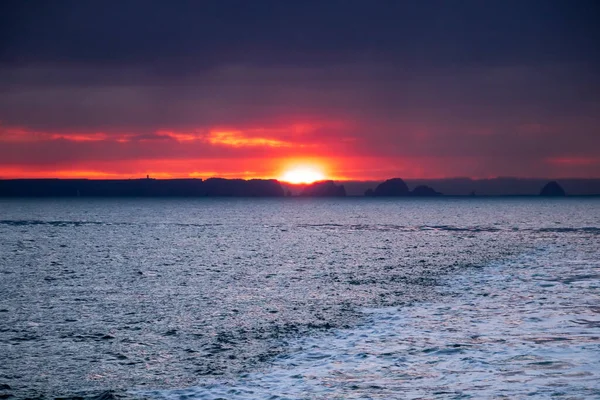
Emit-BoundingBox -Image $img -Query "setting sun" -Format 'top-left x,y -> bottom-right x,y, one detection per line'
280,166 -> 326,184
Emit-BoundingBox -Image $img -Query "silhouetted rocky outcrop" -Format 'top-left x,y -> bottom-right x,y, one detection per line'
300,181 -> 346,197
539,181 -> 566,196
411,185 -> 442,196
367,178 -> 410,196
365,179 -> 442,197
344,178 -> 600,196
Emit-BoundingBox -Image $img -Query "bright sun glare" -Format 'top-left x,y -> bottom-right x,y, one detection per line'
280,167 -> 326,184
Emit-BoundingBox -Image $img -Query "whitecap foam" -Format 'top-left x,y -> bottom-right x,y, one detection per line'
136,248 -> 600,399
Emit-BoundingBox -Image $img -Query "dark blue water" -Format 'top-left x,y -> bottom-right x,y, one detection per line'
1,198 -> 599,399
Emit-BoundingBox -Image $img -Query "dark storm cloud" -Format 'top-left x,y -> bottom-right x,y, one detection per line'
2,0 -> 598,69
0,0 -> 599,178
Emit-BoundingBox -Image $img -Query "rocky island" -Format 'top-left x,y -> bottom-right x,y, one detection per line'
539,181 -> 567,196
365,178 -> 442,197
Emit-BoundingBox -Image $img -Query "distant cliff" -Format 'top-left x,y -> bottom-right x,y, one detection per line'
201,178 -> 284,197
0,178 -> 285,197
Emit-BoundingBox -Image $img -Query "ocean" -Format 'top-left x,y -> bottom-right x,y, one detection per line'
1,198 -> 599,399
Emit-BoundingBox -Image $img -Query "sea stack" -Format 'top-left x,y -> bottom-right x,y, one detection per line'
539,181 -> 566,197
366,178 -> 410,196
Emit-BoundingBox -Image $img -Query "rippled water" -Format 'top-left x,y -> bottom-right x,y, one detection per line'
0,198 -> 599,399
148,247 -> 600,399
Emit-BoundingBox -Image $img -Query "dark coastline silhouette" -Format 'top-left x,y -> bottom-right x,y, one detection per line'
0,177 -> 596,197
0,178 -> 284,197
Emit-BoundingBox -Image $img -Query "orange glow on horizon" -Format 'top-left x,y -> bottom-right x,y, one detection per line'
0,156 -> 423,181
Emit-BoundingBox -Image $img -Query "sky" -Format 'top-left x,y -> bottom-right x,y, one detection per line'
0,0 -> 599,180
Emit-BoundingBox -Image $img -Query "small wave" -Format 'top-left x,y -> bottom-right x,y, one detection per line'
296,223 -> 600,235
0,219 -> 107,227
0,220 -> 223,228
171,223 -> 223,228
298,223 -> 504,233
297,223 -> 345,228
536,227 -> 600,234
420,225 -> 502,232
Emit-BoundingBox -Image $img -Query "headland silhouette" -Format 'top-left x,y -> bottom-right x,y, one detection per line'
0,177 -> 585,197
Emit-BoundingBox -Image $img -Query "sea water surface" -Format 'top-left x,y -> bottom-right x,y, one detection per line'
0,198 -> 599,399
